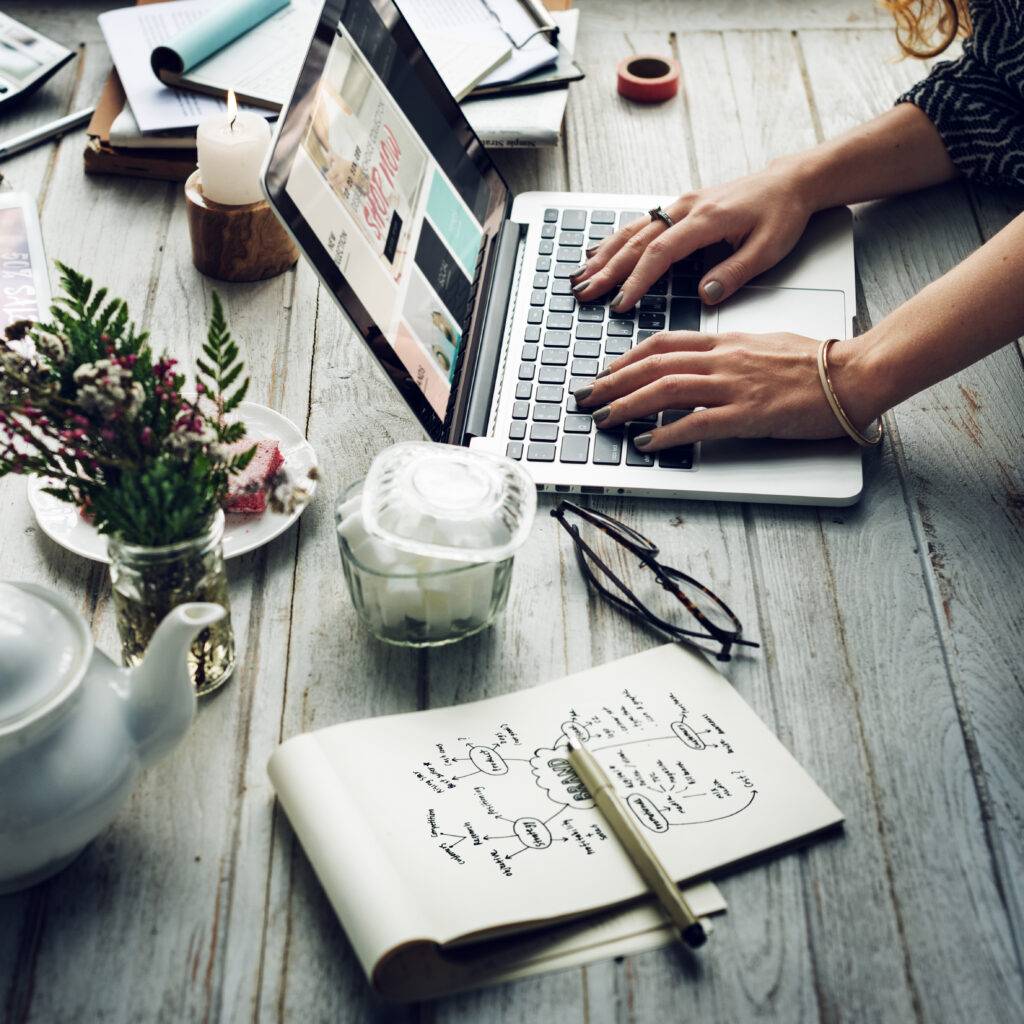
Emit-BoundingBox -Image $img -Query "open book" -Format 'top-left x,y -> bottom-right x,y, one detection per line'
149,0 -> 319,108
268,644 -> 843,1000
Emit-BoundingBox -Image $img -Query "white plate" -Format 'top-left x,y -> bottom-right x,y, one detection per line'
27,402 -> 317,563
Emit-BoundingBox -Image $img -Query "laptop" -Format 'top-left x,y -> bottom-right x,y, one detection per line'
263,0 -> 863,506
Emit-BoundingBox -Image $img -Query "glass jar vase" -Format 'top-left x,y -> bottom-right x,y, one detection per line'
107,511 -> 235,696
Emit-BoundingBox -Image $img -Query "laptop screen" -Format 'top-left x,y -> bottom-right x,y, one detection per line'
264,0 -> 510,439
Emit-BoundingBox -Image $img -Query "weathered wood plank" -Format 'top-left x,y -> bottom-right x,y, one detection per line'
0,8 -> 320,1020
564,29 -> 693,194
802,27 -> 1024,1011
751,25 -> 1024,1022
3,3 -> 1022,1023
569,24 -> 825,1024
600,27 -> 923,1024
582,0 -> 889,33
429,24 -> 823,1024
255,276 -> 426,1022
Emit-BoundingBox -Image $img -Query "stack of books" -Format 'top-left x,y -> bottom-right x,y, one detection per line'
87,0 -> 315,180
86,0 -> 581,182
450,0 -> 583,149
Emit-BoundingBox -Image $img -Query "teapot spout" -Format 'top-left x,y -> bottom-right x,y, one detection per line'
124,603 -> 225,767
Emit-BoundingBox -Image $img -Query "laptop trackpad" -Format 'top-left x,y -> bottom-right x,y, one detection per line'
698,284 -> 856,471
710,285 -> 848,340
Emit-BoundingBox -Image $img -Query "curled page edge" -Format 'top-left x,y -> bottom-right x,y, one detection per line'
372,882 -> 728,1001
151,0 -> 288,78
268,732 -> 432,980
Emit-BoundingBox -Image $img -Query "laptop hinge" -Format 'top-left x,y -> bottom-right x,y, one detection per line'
450,218 -> 526,445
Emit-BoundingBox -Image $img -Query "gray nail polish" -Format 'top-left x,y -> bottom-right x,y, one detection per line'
569,263 -> 588,279
609,291 -> 624,310
633,432 -> 653,449
586,245 -> 599,257
573,383 -> 593,402
703,280 -> 723,301
595,368 -> 611,379
571,281 -> 588,294
592,406 -> 611,425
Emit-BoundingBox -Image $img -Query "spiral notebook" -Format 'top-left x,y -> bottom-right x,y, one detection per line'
268,644 -> 843,1000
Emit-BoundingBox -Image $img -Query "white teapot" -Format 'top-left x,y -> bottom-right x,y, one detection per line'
0,581 -> 224,893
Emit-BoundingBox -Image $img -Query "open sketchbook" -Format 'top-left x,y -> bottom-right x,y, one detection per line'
268,644 -> 843,1000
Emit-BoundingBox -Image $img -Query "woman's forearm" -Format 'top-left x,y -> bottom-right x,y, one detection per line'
836,211 -> 1024,425
777,103 -> 958,212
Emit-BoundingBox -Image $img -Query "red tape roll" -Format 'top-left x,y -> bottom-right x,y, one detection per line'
616,54 -> 680,103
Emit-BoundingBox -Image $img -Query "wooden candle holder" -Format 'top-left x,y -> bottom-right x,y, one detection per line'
184,170 -> 298,283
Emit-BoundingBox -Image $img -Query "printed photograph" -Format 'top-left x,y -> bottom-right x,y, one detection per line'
402,265 -> 462,387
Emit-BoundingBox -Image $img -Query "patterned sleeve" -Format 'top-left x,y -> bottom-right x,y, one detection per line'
897,50 -> 1024,188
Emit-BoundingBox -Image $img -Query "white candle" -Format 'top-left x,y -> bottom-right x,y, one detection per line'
196,91 -> 271,206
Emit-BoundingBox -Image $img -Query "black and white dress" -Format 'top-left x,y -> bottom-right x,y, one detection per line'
898,0 -> 1024,186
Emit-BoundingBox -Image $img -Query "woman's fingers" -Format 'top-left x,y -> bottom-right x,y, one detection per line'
576,216 -> 661,284
632,406 -> 739,451
698,225 -> 785,304
571,219 -> 667,300
605,331 -> 715,375
575,214 -> 721,307
583,212 -> 653,264
588,375 -> 723,429
612,212 -> 732,311
574,346 -> 712,408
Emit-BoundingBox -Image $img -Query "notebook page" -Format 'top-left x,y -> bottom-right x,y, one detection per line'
273,643 -> 842,947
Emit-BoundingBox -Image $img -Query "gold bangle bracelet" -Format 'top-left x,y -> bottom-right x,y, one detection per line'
816,338 -> 883,447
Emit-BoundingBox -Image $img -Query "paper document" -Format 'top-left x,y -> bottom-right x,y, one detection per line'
475,0 -> 558,84
151,0 -> 286,76
268,643 -> 843,999
98,2 -> 270,132
463,8 -> 578,147
108,105 -> 196,149
397,0 -> 511,100
151,0 -> 320,108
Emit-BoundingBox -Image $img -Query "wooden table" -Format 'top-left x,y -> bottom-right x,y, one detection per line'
3,2 -> 1023,1021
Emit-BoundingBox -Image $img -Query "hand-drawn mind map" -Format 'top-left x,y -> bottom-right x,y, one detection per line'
412,687 -> 759,878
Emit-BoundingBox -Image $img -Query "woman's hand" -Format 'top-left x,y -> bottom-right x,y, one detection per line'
573,331 -> 879,451
570,160 -> 816,311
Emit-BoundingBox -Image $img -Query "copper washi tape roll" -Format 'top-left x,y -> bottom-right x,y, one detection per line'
616,54 -> 680,103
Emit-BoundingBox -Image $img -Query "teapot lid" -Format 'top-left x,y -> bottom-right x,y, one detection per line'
0,583 -> 89,732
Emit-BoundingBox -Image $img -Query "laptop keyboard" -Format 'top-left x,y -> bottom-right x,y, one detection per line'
505,206 -> 698,471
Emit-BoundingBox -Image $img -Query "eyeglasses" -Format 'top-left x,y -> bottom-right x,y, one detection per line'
551,500 -> 759,662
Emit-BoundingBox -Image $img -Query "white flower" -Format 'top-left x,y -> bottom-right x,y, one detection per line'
1,341 -> 54,400
265,467 -> 315,516
32,331 -> 67,365
73,360 -> 144,420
